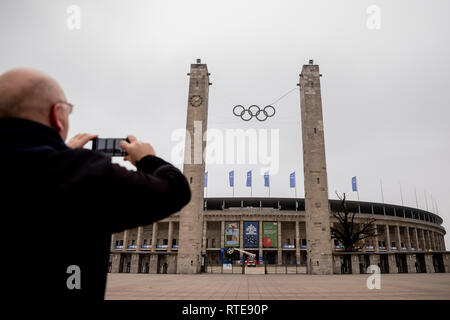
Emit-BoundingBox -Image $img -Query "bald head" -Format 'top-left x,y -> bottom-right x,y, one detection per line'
0,68 -> 70,140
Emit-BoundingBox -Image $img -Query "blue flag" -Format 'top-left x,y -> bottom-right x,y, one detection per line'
229,170 -> 234,187
264,172 -> 270,187
352,176 -> 357,192
204,171 -> 208,187
246,170 -> 252,187
290,172 -> 296,188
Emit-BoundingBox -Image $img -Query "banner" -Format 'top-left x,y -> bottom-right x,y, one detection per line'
204,171 -> 208,187
290,172 -> 295,188
229,170 -> 234,187
263,222 -> 278,247
264,172 -> 269,187
224,222 -> 239,247
352,176 -> 357,191
243,221 -> 259,248
246,170 -> 252,187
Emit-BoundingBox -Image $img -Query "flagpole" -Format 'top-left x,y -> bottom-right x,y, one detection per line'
295,172 -> 297,198
380,179 -> 384,203
414,187 -> 418,209
431,194 -> 435,213
399,183 -> 404,206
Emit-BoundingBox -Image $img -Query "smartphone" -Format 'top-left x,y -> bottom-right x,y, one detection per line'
91,138 -> 128,157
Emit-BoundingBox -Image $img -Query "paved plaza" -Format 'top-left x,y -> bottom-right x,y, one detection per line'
105,273 -> 450,300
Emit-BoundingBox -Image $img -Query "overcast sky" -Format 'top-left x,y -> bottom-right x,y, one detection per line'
1,0 -> 449,248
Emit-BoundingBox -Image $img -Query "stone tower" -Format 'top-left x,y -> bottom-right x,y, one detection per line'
177,59 -> 210,274
299,60 -> 333,274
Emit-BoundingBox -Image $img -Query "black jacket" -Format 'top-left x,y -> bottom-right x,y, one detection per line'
0,117 -> 191,302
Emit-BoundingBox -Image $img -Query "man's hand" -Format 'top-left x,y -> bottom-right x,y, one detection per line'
120,135 -> 156,166
67,133 -> 98,149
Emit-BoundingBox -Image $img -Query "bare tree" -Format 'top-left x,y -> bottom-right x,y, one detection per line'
331,192 -> 377,252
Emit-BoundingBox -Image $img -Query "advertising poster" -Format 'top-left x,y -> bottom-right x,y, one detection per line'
243,221 -> 259,248
224,222 -> 239,247
263,222 -> 278,247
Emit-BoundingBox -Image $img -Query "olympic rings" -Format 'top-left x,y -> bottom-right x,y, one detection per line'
232,104 -> 276,121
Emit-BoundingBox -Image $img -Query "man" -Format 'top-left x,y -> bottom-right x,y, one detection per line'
0,68 -> 191,301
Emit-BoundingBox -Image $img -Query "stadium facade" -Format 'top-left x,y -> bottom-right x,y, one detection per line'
108,60 -> 449,275
109,197 -> 448,274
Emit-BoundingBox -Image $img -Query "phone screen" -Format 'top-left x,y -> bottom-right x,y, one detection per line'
92,138 -> 127,156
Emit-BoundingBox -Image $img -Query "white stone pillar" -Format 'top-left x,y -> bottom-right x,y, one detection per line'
151,223 -> 158,253
277,221 -> 282,264
406,226 -> 412,251
396,225 -> 402,250
136,226 -> 144,251
295,220 -> 301,264
385,225 -> 391,251
168,221 -> 174,253
220,221 -> 224,249
201,220 -> 207,254
122,229 -> 129,252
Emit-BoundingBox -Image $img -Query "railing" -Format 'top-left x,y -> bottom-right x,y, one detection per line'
114,245 -> 123,249
205,264 -> 307,274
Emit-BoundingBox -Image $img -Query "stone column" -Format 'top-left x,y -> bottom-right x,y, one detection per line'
130,253 -> 140,273
396,225 -> 402,251
259,220 -> 263,261
428,231 -> 433,251
151,223 -> 158,253
388,253 -> 398,274
420,229 -> 426,250
239,221 -> 244,261
385,225 -> 391,251
436,233 -> 441,251
424,254 -> 434,273
430,232 -> 436,251
111,253 -> 121,273
406,253 -> 416,273
110,233 -> 116,252
405,226 -> 412,251
149,254 -> 158,274
374,224 -> 379,252
369,254 -> 380,268
168,221 -> 174,253
122,229 -> 129,252
277,221 -> 282,265
295,221 -> 301,264
136,226 -> 144,252
351,254 -> 360,274
414,228 -> 419,251
200,220 -> 206,254
220,221 -> 225,248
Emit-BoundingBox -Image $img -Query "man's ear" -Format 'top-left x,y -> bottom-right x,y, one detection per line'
49,104 -> 64,133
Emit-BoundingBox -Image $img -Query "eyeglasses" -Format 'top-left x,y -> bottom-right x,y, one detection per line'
55,101 -> 74,114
